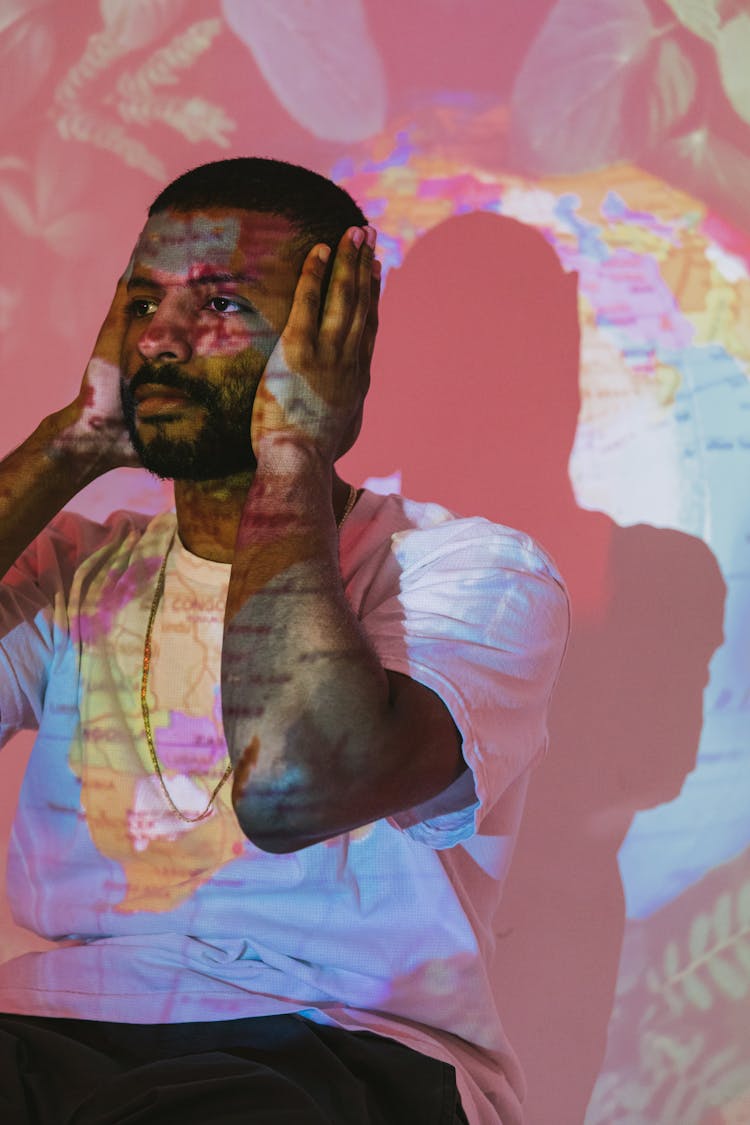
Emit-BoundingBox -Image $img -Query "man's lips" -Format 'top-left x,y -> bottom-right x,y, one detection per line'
134,384 -> 199,417
134,383 -> 192,403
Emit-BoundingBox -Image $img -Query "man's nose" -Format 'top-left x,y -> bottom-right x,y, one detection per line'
136,297 -> 193,363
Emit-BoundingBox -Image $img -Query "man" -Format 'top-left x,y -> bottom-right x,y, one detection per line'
0,158 -> 569,1124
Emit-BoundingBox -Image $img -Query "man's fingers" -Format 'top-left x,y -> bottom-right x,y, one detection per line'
348,228 -> 376,361
360,259 -> 381,384
284,244 -> 331,342
92,273 -> 131,362
320,226 -> 369,348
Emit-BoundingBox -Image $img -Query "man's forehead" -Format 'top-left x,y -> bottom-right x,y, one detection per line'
132,208 -> 299,279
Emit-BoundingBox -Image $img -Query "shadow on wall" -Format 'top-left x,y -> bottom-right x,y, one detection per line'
341,212 -> 727,1124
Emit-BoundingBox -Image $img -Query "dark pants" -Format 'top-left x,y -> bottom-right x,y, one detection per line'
0,1013 -> 469,1125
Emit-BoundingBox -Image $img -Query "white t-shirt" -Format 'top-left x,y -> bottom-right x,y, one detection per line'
0,490 -> 569,1125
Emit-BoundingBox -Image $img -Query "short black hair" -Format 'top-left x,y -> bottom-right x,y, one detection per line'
149,157 -> 367,255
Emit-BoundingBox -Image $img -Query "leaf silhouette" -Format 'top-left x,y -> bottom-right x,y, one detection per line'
510,0 -> 651,172
589,870 -> 750,1120
0,180 -> 35,235
646,128 -> 750,231
117,18 -> 223,92
683,971 -> 712,1009
221,0 -> 387,142
715,13 -> 750,126
701,1044 -> 744,1085
738,881 -> 750,927
113,20 -> 232,147
689,911 -> 710,959
99,0 -> 185,53
56,109 -> 166,180
0,3 -> 55,131
32,129 -> 94,225
664,939 -> 680,977
645,35 -> 696,140
509,0 -> 696,175
663,984 -> 686,1017
662,1072 -> 696,1122
734,938 -> 750,975
616,1075 -> 651,1111
661,0 -> 721,44
52,16 -> 229,181
714,890 -> 732,942
43,210 -> 111,259
709,954 -> 749,999
654,884 -> 750,1014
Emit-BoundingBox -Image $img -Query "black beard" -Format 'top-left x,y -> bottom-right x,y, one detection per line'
120,361 -> 259,481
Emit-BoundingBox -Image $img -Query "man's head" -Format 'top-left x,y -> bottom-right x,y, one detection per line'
147,157 -> 368,262
120,157 -> 367,481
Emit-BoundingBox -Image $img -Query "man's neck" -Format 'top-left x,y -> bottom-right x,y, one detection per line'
173,471 -> 353,563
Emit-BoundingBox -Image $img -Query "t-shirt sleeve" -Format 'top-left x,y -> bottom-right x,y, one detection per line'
359,519 -> 570,848
0,511 -> 144,745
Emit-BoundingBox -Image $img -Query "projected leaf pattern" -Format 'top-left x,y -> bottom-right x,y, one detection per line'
0,3 -> 56,133
509,0 -> 750,230
587,851 -> 750,1123
509,0 -> 696,172
654,889 -> 750,1015
221,0 -> 387,142
52,14 -> 228,181
113,21 -> 234,146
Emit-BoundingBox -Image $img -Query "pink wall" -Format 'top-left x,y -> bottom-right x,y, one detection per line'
2,2 -> 750,1121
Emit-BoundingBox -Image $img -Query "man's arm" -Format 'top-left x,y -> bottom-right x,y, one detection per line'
0,276 -> 138,581
223,229 -> 466,854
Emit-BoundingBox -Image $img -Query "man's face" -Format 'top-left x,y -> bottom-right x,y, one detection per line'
121,207 -> 304,480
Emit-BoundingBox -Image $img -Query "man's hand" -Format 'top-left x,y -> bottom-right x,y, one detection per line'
50,272 -> 141,475
0,270 -> 142,579
250,225 -> 380,469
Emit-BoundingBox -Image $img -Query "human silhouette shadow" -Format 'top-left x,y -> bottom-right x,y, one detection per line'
341,211 -> 726,1124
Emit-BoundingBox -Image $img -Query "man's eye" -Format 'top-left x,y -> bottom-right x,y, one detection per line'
205,296 -> 244,314
128,298 -> 158,318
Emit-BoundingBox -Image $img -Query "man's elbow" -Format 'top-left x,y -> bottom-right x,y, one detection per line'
241,827 -> 305,855
232,777 -> 326,854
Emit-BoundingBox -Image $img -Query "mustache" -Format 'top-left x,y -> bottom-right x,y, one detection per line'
123,363 -> 219,410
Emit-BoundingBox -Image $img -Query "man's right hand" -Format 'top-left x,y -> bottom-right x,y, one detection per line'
0,272 -> 140,581
49,273 -> 141,476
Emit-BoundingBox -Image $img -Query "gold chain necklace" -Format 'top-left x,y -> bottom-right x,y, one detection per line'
141,484 -> 359,822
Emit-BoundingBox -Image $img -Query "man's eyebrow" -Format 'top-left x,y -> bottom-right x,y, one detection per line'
126,275 -> 161,291
188,272 -> 266,292
126,272 -> 266,292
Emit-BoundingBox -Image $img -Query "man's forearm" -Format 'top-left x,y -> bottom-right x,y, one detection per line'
0,410 -> 103,580
222,458 -> 394,852
221,227 -> 463,849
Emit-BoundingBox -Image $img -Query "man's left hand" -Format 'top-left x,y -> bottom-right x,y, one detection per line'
250,225 -> 379,469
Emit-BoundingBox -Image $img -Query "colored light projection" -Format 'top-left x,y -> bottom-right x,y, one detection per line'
1,1 -> 749,1122
76,525 -> 243,912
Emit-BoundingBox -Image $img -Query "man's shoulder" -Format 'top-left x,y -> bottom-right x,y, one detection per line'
349,489 -> 564,587
9,508 -> 175,588
49,506 -> 156,535
45,507 -> 170,553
